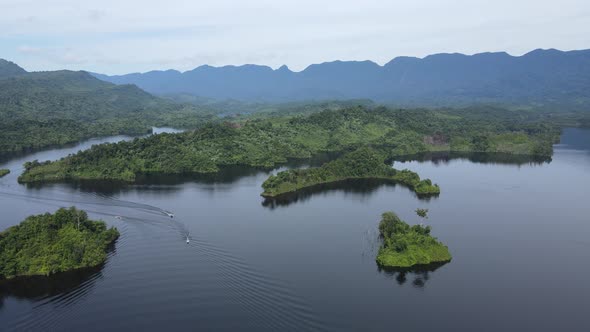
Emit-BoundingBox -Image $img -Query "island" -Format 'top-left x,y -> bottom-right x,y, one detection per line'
17,107 -> 559,184
0,207 -> 119,280
0,169 -> 9,178
376,212 -> 451,268
261,147 -> 440,197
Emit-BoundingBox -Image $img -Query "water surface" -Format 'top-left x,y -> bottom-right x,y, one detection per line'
1,128 -> 589,331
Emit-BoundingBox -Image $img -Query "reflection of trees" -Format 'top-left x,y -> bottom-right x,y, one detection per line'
19,150 -> 550,198
262,178 -> 437,209
21,153 -> 342,196
0,264 -> 104,309
377,261 -> 449,288
22,166 -> 265,195
395,151 -> 551,166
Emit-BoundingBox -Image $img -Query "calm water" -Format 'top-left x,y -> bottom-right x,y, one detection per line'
1,128 -> 589,331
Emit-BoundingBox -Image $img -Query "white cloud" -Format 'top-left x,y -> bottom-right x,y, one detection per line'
1,0 -> 589,74
17,45 -> 42,54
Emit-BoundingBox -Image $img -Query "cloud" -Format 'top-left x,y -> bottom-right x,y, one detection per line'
15,45 -> 91,65
1,0 -> 589,74
17,45 -> 43,55
87,9 -> 106,22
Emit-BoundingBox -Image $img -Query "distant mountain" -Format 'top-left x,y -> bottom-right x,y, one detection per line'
0,63 -> 212,153
93,49 -> 590,109
0,59 -> 27,79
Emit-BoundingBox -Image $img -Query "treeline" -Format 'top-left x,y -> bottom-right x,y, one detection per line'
376,212 -> 451,268
261,147 -> 439,197
19,106 -> 560,183
0,207 -> 119,279
0,70 -> 216,154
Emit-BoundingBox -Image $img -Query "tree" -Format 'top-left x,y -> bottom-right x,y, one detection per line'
416,208 -> 429,219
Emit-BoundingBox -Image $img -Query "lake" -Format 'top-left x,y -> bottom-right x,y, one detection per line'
1,128 -> 589,331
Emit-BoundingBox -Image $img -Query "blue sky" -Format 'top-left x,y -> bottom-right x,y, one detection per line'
1,0 -> 589,74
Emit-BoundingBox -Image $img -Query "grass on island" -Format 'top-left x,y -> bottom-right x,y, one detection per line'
376,212 -> 451,268
0,207 -> 119,280
0,169 -> 9,178
261,147 -> 440,197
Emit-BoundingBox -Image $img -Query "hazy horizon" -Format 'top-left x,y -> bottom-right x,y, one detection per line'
5,47 -> 589,76
2,0 -> 590,75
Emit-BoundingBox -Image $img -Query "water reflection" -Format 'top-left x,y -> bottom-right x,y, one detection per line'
377,261 -> 449,288
19,166 -> 266,195
0,127 -> 181,165
0,264 -> 104,309
1,128 -> 589,331
559,128 -> 590,151
394,151 -> 551,166
261,179 -> 437,209
17,153 -> 343,195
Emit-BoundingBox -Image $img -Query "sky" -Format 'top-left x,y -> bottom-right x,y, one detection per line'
1,0 -> 589,75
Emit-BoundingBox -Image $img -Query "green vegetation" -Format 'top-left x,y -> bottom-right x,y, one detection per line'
416,208 -> 429,218
0,207 -> 119,280
18,106 -> 560,183
376,212 -> 451,268
163,94 -> 375,119
0,69 -> 216,154
0,169 -> 9,178
261,147 -> 439,197
0,59 -> 26,79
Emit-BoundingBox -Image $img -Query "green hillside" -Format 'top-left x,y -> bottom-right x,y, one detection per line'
0,62 -> 214,154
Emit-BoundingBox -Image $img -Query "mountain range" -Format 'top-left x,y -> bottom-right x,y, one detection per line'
92,49 -> 590,109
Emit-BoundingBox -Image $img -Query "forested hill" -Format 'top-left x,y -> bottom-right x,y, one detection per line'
0,59 -> 27,79
0,62 -> 214,154
93,49 -> 590,108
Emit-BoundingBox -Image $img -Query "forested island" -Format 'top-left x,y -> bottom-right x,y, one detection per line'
261,147 -> 439,197
376,212 -> 451,268
18,106 -> 559,184
0,207 -> 119,280
0,169 -> 9,178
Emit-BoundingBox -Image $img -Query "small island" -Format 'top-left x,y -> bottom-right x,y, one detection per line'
376,212 -> 451,268
261,147 -> 440,198
0,169 -> 9,178
0,207 -> 119,280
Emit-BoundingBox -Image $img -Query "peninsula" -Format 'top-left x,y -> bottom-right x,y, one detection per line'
17,107 -> 558,184
261,147 -> 440,197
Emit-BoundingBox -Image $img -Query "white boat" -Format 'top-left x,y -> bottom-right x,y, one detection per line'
186,237 -> 190,244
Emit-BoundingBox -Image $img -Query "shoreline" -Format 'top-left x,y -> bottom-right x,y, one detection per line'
261,175 -> 440,198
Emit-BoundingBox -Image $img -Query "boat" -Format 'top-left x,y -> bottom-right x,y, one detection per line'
186,237 -> 190,244
115,216 -> 122,220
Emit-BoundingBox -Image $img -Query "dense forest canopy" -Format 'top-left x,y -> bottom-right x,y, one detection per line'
376,212 -> 451,268
19,105 -> 560,183
0,62 -> 216,154
0,207 -> 119,279
0,59 -> 27,79
2,57 -> 589,157
261,147 -> 440,197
